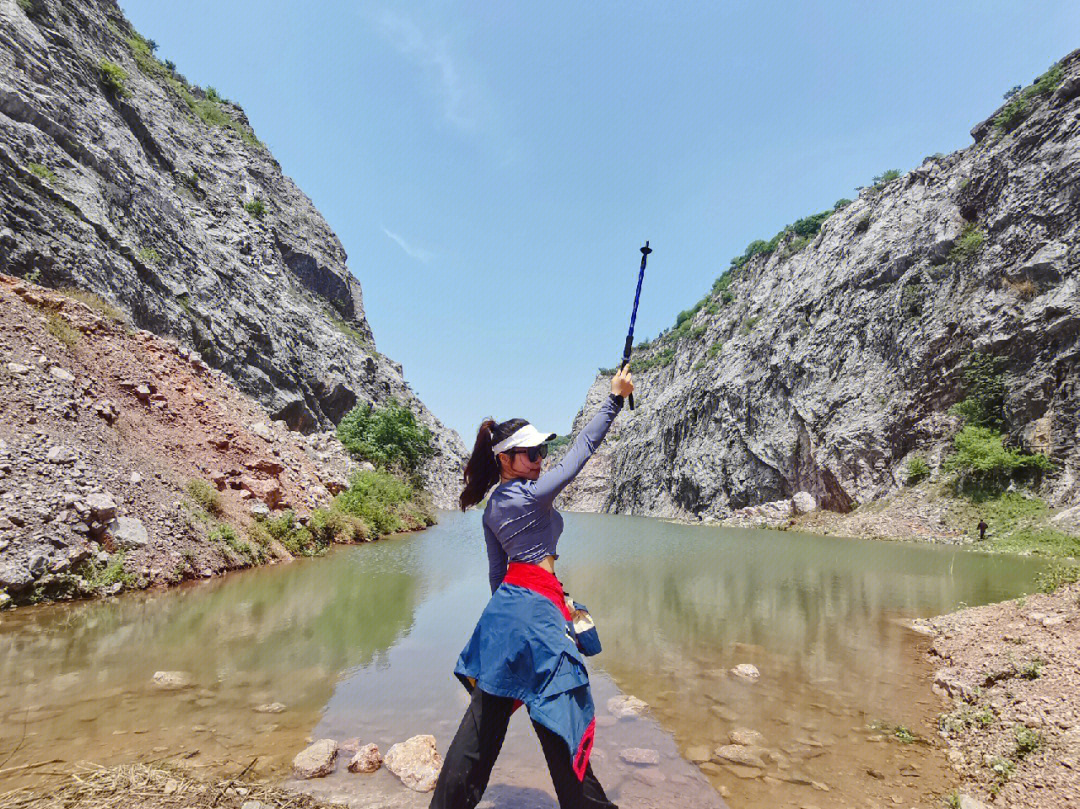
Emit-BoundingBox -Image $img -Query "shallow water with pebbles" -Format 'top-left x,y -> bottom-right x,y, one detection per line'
0,511 -> 1048,807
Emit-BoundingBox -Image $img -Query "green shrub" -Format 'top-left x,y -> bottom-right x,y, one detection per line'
712,274 -> 732,295
894,725 -> 916,744
1015,726 -> 1041,757
995,63 -> 1063,132
206,86 -> 222,102
337,399 -> 435,473
28,162 -> 57,183
949,352 -> 1006,430
779,235 -> 811,258
834,198 -> 853,210
906,457 -> 930,485
689,325 -> 707,340
871,169 -> 901,189
707,341 -> 723,358
721,289 -> 734,305
547,434 -> 572,454
1019,658 -> 1043,680
263,510 -> 320,556
138,246 -> 161,264
244,198 -> 266,218
789,209 -> 832,237
943,426 -> 1052,487
901,282 -> 923,318
185,479 -> 223,517
98,60 -> 130,97
333,469 -> 428,536
164,60 -> 177,73
949,223 -> 985,264
309,507 -> 370,544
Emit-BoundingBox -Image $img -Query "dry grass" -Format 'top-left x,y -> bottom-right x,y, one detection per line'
58,287 -> 127,322
0,762 -> 345,809
1002,275 -> 1039,299
45,311 -> 80,348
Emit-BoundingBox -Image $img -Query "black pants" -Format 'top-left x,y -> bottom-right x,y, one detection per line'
429,688 -> 617,809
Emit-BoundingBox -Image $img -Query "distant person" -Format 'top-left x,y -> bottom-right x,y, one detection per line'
978,519 -> 988,541
429,366 -> 633,809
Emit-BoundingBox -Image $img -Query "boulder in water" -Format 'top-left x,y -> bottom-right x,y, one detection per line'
384,734 -> 441,792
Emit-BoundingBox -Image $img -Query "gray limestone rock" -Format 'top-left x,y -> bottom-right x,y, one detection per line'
0,1 -> 464,506
557,48 -> 1080,520
108,516 -> 149,549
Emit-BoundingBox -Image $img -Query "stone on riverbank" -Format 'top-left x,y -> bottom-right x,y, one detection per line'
348,743 -> 383,773
292,739 -> 338,779
608,694 -> 649,718
384,734 -> 442,792
253,702 -> 286,713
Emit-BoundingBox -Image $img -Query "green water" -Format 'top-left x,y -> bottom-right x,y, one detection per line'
0,511 -> 1048,807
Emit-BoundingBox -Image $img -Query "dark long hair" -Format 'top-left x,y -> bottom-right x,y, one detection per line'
460,417 -> 529,511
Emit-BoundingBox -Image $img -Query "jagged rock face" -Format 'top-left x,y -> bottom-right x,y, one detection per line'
0,0 -> 465,505
559,49 -> 1080,520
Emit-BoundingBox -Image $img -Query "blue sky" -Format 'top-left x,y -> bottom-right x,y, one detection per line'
121,1 -> 1080,441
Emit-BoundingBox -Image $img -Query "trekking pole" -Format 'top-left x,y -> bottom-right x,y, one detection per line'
619,241 -> 651,411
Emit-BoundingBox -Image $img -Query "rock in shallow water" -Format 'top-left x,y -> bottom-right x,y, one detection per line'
607,694 -> 649,718
729,663 -> 760,681
292,739 -> 338,779
348,743 -> 382,773
384,734 -> 441,792
619,747 -> 660,766
152,671 -> 191,690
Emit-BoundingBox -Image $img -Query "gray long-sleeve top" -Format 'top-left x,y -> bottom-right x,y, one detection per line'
482,393 -> 623,593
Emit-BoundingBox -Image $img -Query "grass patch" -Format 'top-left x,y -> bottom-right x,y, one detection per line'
98,60 -> 130,97
210,522 -> 260,563
185,479 -> 223,517
244,198 -> 266,218
1035,561 -> 1080,594
28,162 -> 57,183
707,341 -> 723,359
949,223 -> 985,264
630,346 -> 676,373
58,288 -> 125,322
138,246 -> 161,264
45,312 -> 80,348
995,63 -> 1063,132
905,456 -> 930,485
894,725 -> 916,744
740,316 -> 761,335
327,310 -> 369,347
83,552 -> 135,590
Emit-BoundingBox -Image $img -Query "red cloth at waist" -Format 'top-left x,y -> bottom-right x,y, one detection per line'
503,562 -> 571,620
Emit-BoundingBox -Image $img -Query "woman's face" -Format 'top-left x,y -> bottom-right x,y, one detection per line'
500,449 -> 542,480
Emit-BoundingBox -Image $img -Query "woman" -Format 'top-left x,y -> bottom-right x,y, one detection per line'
430,366 -> 634,809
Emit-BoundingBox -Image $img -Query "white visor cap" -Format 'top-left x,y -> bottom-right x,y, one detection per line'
491,424 -> 557,456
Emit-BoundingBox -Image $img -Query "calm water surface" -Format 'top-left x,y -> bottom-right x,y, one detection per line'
0,511 -> 1049,808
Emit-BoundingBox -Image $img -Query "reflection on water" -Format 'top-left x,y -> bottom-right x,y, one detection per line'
0,536 -> 422,783
0,511 -> 1048,807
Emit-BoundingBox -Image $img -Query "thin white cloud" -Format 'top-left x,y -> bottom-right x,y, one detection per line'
375,9 -> 479,131
382,225 -> 435,263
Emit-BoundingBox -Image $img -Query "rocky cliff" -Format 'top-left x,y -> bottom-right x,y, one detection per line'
559,50 -> 1080,521
0,0 -> 465,504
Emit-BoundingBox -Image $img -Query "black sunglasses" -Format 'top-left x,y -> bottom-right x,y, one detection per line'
506,444 -> 548,462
